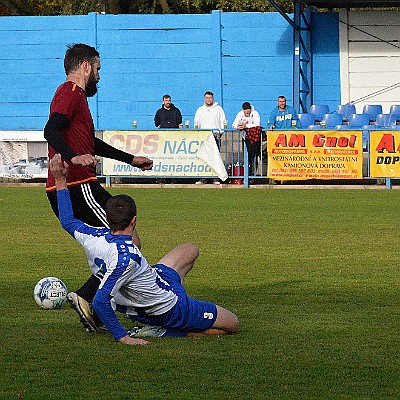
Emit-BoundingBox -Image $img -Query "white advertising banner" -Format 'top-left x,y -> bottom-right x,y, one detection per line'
102,130 -> 227,179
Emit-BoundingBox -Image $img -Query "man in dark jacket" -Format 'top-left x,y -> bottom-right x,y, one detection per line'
154,94 -> 183,128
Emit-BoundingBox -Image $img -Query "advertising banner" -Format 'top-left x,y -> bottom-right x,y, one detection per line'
370,130 -> 400,178
267,130 -> 363,180
102,130 -> 220,177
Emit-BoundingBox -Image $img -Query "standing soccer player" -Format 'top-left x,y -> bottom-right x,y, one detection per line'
44,43 -> 153,332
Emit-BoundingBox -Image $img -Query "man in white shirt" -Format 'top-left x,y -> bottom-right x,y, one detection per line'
194,91 -> 226,130
194,91 -> 227,184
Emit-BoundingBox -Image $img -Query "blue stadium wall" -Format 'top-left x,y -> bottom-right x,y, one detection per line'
0,11 -> 340,131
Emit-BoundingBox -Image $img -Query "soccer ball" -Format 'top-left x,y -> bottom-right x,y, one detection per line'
34,277 -> 68,309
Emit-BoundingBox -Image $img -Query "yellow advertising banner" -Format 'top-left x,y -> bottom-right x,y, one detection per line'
102,130 -> 218,177
370,130 -> 400,178
267,130 -> 363,180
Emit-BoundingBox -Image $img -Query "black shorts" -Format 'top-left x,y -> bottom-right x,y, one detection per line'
47,181 -> 112,227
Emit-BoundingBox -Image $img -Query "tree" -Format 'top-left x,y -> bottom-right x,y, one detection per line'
0,0 -> 104,15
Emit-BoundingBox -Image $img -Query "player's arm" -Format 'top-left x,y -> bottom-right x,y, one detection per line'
92,273 -> 149,345
44,112 -> 98,166
94,137 -> 153,171
44,113 -> 77,160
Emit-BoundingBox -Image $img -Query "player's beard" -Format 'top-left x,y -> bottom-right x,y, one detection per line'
85,70 -> 98,97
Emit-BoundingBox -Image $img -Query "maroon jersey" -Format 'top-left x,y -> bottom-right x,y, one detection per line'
46,81 -> 97,191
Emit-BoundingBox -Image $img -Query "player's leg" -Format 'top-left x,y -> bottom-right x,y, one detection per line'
47,182 -> 111,302
187,305 -> 239,337
47,181 -> 141,332
157,243 -> 199,281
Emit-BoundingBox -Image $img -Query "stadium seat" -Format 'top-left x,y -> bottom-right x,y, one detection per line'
389,104 -> 400,115
390,114 -> 400,125
349,113 -> 370,128
375,114 -> 397,128
309,104 -> 329,121
322,113 -> 342,129
336,104 -> 356,121
362,104 -> 383,122
297,113 -> 315,128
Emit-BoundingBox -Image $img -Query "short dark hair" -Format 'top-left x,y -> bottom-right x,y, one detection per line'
105,194 -> 137,232
64,43 -> 99,75
204,91 -> 214,97
278,95 -> 286,101
163,94 -> 171,100
242,102 -> 251,110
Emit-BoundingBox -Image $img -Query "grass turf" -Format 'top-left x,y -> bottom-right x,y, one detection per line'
0,186 -> 399,399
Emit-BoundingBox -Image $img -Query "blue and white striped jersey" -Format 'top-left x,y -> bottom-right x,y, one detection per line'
57,189 -> 178,340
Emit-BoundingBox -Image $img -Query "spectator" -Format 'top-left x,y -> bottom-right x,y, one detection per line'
232,102 -> 262,178
154,94 -> 183,129
194,91 -> 227,184
268,96 -> 300,130
194,91 -> 226,130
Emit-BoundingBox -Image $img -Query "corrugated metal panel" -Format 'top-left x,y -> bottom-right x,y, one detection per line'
340,9 -> 400,113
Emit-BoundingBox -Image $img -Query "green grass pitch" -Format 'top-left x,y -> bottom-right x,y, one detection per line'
0,186 -> 399,399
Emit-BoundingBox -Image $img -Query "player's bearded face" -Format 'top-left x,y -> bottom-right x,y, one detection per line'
85,69 -> 98,97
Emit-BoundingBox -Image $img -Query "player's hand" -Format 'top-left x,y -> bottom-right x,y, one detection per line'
131,156 -> 153,171
118,335 -> 150,345
49,154 -> 69,179
71,154 -> 99,167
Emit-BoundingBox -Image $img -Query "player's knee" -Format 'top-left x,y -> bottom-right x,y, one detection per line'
216,307 -> 239,334
228,314 -> 240,334
183,242 -> 199,260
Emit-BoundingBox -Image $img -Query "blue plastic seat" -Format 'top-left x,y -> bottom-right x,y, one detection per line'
362,104 -> 383,122
375,114 -> 398,128
336,104 -> 356,120
389,104 -> 400,115
349,113 -> 370,128
298,113 -> 315,128
322,113 -> 342,129
389,114 -> 400,126
309,105 -> 329,121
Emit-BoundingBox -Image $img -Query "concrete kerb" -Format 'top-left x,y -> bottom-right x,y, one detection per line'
0,182 -> 396,190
